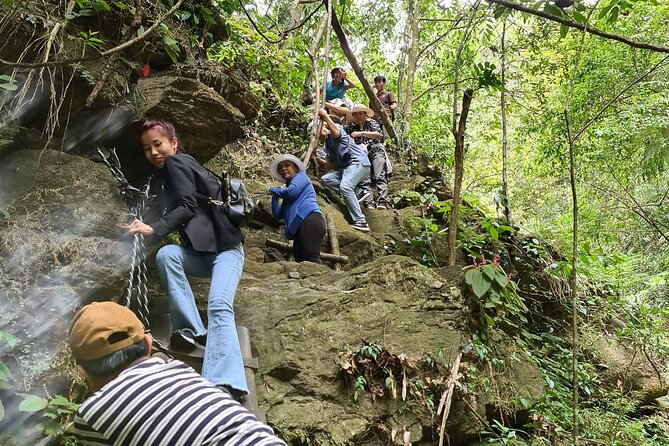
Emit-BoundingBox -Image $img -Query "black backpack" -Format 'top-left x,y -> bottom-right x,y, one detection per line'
201,168 -> 255,227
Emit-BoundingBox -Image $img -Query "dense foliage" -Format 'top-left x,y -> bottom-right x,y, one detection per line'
3,0 -> 669,444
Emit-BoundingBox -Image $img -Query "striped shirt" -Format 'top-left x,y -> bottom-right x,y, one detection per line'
74,357 -> 286,446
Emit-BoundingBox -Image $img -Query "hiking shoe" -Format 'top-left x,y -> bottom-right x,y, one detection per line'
357,191 -> 372,204
351,222 -> 371,232
170,330 -> 206,349
376,203 -> 387,210
365,202 -> 376,209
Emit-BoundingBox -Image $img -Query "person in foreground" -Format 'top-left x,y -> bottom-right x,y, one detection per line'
125,119 -> 247,399
69,301 -> 287,446
314,108 -> 371,233
269,154 -> 326,263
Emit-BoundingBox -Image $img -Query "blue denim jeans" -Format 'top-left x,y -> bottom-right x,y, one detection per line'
155,243 -> 247,394
321,163 -> 370,225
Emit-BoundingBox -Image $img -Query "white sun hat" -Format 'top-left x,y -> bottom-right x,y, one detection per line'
346,104 -> 374,122
269,154 -> 307,182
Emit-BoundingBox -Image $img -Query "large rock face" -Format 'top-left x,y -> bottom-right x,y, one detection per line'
0,149 -> 131,441
133,75 -> 248,162
0,147 -> 547,445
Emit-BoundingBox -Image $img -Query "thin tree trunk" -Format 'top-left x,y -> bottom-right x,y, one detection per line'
329,7 -> 396,139
447,3 -> 478,267
447,89 -> 474,266
563,9 -> 594,444
500,19 -> 511,223
302,13 -> 330,169
396,0 -> 419,142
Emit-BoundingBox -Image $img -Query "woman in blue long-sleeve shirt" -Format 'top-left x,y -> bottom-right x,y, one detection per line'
269,154 -> 326,263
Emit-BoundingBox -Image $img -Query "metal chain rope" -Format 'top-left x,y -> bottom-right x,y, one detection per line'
97,148 -> 153,329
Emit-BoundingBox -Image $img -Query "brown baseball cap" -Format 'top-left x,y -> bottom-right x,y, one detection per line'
69,301 -> 145,361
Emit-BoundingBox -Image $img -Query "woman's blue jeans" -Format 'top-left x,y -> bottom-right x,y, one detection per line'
320,163 -> 370,225
155,243 -> 247,394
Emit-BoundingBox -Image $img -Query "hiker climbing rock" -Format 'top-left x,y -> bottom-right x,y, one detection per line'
126,119 -> 248,400
269,154 -> 326,263
344,104 -> 390,210
314,108 -> 371,233
324,97 -> 353,121
68,301 -> 286,445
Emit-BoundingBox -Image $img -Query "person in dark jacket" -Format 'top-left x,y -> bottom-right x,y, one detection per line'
125,119 -> 247,400
269,154 -> 325,263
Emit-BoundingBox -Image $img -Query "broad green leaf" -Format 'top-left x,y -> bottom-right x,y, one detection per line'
472,274 -> 492,298
464,268 -> 478,285
544,4 -> 563,16
597,3 -> 613,20
162,35 -> 177,46
560,24 -> 569,38
489,226 -> 498,240
494,271 -> 509,287
493,6 -> 506,19
0,361 -> 12,382
482,264 -> 496,280
93,0 -> 111,12
48,395 -> 71,407
572,11 -> 587,24
608,5 -> 619,23
17,394 -> 48,412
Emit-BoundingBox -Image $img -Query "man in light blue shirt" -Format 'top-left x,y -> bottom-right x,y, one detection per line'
314,108 -> 371,232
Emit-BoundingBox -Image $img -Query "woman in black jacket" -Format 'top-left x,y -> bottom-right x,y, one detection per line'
126,119 -> 247,399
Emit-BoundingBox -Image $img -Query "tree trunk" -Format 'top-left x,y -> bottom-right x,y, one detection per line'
500,19 -> 511,224
447,4 -> 478,267
447,89 -> 474,266
329,6 -> 396,140
396,0 -> 419,142
303,12 -> 330,169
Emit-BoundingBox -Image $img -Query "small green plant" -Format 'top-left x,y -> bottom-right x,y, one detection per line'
160,24 -> 181,63
353,342 -> 382,361
79,31 -> 105,50
480,217 -> 514,242
464,255 -> 528,329
0,331 -> 79,443
482,419 -> 527,444
352,375 -> 366,402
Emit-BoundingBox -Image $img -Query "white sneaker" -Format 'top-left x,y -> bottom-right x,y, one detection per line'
351,222 -> 370,232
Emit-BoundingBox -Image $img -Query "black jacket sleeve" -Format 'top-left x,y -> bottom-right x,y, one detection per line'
150,155 -> 198,238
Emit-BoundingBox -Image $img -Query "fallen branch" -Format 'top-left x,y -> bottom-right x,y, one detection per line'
266,238 -> 349,263
326,214 -> 342,271
436,351 -> 463,446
